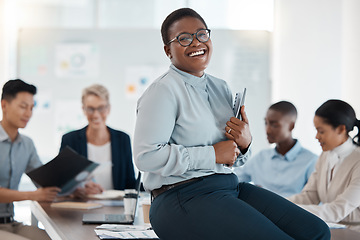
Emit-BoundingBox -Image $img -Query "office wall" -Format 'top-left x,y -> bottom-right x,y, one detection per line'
273,0 -> 344,155
0,0 -> 5,89
342,0 -> 360,112
0,0 -> 10,94
18,28 -> 271,162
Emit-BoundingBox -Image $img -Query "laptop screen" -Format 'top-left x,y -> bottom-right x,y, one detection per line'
126,172 -> 142,217
82,172 -> 142,224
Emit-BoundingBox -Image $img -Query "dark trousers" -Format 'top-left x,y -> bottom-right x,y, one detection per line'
150,173 -> 330,240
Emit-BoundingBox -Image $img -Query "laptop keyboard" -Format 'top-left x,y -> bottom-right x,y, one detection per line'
105,214 -> 133,222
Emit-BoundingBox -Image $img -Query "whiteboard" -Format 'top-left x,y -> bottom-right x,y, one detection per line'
17,28 -> 270,161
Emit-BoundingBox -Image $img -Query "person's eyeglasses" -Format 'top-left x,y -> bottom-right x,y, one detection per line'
84,105 -> 108,114
167,29 -> 211,47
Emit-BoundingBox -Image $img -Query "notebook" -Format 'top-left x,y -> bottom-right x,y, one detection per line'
82,172 -> 141,224
51,202 -> 103,210
233,87 -> 247,120
87,190 -> 125,200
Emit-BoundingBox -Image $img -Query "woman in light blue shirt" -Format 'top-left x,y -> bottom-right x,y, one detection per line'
133,8 -> 330,240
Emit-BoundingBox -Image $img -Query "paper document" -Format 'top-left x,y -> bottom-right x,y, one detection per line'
96,224 -> 148,231
326,222 -> 346,229
88,190 -> 125,200
27,146 -> 99,196
95,229 -> 159,239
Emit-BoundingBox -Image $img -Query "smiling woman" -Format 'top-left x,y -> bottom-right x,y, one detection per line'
59,84 -> 136,197
133,7 -> 330,240
163,16 -> 212,77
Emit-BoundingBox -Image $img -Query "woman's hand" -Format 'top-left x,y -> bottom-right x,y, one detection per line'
225,106 -> 252,152
213,140 -> 240,166
84,181 -> 104,195
72,187 -> 87,199
72,181 -> 104,199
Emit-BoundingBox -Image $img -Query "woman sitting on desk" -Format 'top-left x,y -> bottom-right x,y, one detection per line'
288,99 -> 360,232
133,7 -> 330,240
60,84 -> 136,197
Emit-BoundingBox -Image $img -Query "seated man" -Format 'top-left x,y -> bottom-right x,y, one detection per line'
0,79 -> 60,240
234,101 -> 318,197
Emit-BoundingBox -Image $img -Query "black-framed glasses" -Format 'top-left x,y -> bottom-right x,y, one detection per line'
167,29 -> 211,47
84,105 -> 108,114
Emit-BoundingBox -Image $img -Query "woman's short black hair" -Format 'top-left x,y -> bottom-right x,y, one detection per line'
161,8 -> 207,45
315,99 -> 360,145
1,79 -> 37,101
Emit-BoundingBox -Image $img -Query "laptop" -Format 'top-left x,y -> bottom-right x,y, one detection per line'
82,172 -> 141,224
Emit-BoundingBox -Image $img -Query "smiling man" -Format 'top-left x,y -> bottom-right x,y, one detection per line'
0,79 -> 60,240
234,101 -> 318,197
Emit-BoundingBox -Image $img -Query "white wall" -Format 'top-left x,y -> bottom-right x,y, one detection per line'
342,0 -> 360,115
0,0 -> 11,92
4,0 -> 360,157
272,0 -> 360,155
0,0 -> 5,88
1,0 -> 274,160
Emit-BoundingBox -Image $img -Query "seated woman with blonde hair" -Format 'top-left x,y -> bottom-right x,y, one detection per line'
60,84 -> 136,197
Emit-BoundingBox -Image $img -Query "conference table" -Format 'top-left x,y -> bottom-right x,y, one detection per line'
30,199 -> 147,240
30,200 -> 360,240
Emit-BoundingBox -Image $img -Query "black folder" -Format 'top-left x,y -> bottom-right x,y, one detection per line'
27,146 -> 99,196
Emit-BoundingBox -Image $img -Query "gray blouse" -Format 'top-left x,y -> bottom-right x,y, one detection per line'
134,65 -> 250,191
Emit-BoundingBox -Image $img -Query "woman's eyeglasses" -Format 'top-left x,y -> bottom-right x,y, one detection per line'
84,105 -> 108,114
167,29 -> 211,47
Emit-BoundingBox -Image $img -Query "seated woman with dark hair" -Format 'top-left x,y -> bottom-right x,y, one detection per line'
289,99 -> 360,232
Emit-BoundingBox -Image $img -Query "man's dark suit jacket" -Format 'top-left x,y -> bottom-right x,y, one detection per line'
60,126 -> 136,189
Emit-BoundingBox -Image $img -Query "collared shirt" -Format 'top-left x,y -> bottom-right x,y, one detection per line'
234,140 -> 318,197
0,123 -> 42,217
134,65 -> 250,191
326,138 -> 356,189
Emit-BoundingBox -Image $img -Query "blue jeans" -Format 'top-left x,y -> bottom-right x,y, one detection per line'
150,173 -> 330,240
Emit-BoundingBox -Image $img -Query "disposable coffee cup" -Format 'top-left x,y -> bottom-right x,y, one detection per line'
123,193 -> 137,215
124,189 -> 137,195
142,198 -> 151,223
